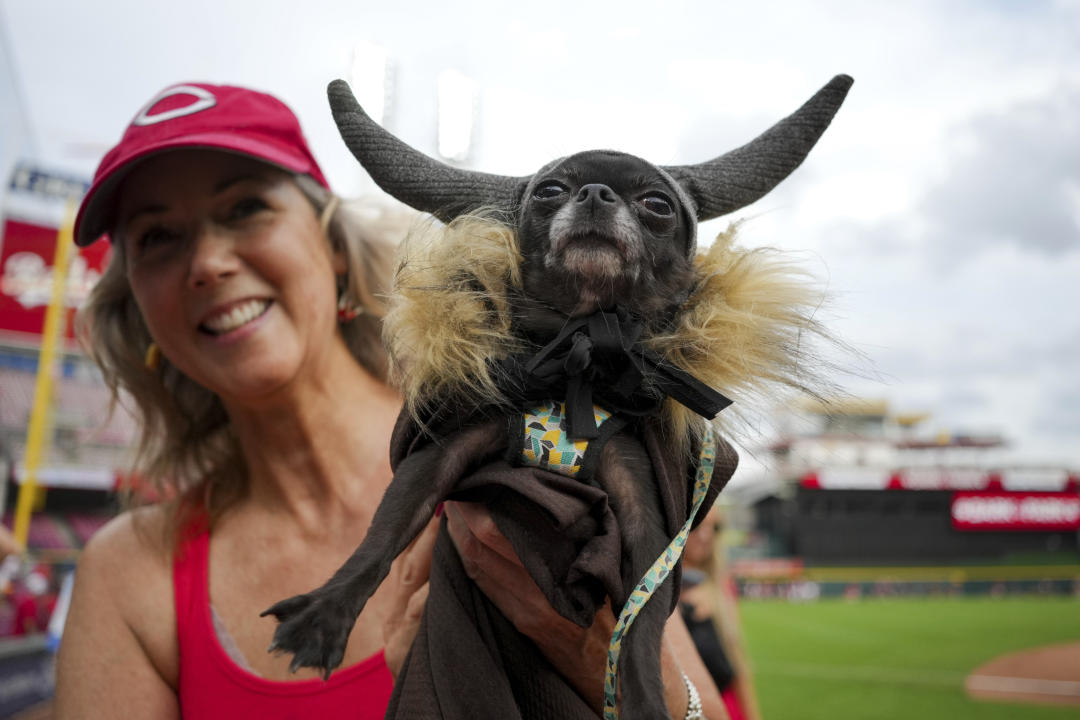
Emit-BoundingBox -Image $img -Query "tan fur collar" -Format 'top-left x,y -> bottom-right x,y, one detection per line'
384,214 -> 831,452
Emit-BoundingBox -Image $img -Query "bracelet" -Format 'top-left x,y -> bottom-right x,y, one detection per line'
682,672 -> 705,720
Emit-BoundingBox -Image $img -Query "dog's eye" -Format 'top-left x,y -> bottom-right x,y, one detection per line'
640,194 -> 674,216
533,182 -> 568,200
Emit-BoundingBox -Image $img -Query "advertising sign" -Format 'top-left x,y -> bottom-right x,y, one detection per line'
0,164 -> 108,346
951,492 -> 1080,531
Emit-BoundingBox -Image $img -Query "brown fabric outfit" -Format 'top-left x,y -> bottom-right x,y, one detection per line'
385,410 -> 737,719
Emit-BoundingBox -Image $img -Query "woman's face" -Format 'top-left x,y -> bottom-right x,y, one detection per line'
117,150 -> 343,404
683,506 -> 720,569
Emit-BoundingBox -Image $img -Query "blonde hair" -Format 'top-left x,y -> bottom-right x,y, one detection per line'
78,173 -> 413,541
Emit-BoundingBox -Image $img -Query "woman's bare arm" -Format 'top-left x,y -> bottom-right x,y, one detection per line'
54,511 -> 180,720
665,610 -> 730,719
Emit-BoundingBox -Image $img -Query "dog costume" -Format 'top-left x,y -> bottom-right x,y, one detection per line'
265,75 -> 852,720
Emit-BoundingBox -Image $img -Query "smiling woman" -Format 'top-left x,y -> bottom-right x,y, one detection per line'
52,81 -> 731,720
51,82 -> 421,720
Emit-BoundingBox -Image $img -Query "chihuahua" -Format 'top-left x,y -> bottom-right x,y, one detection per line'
262,75 -> 853,719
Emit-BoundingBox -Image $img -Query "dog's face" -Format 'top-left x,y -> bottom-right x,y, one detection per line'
517,151 -> 695,320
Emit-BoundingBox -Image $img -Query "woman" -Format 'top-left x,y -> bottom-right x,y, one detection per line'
680,507 -> 762,720
54,81 -> 724,719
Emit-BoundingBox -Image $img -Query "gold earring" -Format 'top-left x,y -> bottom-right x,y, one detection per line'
144,342 -> 162,371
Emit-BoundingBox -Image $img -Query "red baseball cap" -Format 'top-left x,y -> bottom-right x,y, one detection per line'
75,82 -> 330,246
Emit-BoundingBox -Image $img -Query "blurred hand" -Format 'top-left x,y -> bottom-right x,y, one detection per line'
382,515 -> 439,678
0,524 -> 21,563
444,500 -> 612,713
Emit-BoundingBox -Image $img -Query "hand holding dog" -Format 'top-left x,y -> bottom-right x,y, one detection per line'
382,516 -> 439,677
445,500 -> 612,711
445,500 -> 727,719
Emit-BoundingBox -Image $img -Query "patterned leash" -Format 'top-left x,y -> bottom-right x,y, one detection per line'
602,425 -> 718,720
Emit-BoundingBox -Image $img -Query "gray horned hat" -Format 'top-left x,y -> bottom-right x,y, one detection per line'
327,74 -> 853,253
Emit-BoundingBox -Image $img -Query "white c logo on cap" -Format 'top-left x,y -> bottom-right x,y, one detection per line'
133,85 -> 217,126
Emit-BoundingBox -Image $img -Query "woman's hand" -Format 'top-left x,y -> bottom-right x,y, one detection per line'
0,524 -> 20,563
382,516 -> 440,678
444,500 -> 612,711
445,500 -> 728,719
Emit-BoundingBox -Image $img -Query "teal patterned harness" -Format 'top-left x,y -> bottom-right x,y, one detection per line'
520,401 -> 612,477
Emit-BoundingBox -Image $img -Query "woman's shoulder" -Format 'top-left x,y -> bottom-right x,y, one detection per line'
62,505 -> 181,694
77,505 -> 178,646
82,505 -> 174,576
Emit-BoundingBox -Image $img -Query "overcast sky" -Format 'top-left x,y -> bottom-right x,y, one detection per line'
1,0 -> 1078,467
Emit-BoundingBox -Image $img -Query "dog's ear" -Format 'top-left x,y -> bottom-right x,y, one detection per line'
328,80 -> 528,222
663,74 -> 853,221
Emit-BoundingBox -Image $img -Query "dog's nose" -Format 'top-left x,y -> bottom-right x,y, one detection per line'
576,184 -> 617,205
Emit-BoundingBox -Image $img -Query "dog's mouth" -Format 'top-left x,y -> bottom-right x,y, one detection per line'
553,231 -> 628,258
542,231 -> 640,315
536,220 -> 646,314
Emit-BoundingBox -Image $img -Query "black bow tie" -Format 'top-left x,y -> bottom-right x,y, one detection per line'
497,308 -> 732,439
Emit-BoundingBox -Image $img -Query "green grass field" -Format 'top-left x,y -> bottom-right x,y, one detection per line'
739,597 -> 1080,719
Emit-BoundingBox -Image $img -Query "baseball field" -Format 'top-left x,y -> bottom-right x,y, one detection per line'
739,596 -> 1080,719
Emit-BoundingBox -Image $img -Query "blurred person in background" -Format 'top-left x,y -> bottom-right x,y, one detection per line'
52,81 -> 725,720
680,505 -> 762,720
0,524 -> 23,636
12,567 -> 57,636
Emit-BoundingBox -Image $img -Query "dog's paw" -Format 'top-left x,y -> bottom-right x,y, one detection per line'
261,589 -> 356,680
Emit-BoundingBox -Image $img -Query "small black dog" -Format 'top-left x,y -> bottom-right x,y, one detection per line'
263,75 -> 852,719
264,150 -> 710,718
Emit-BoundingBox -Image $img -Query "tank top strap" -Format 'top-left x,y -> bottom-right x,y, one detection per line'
173,515 -> 211,657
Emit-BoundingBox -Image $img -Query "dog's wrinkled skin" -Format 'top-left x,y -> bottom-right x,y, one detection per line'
263,152 -> 709,719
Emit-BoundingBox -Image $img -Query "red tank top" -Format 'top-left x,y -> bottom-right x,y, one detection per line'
174,527 -> 394,718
